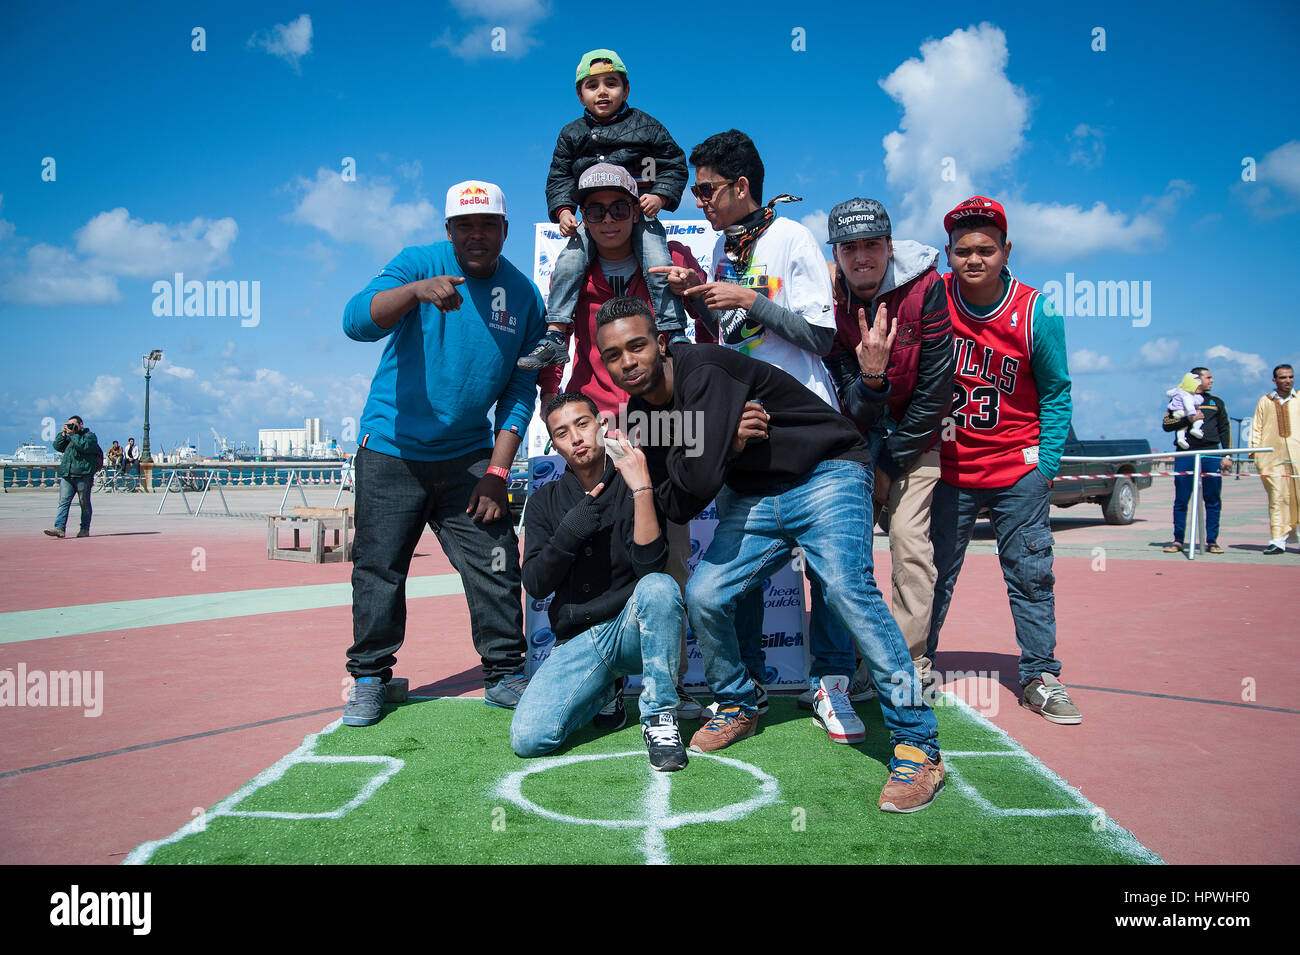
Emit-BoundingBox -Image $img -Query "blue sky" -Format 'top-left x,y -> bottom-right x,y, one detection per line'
1,0 -> 1296,456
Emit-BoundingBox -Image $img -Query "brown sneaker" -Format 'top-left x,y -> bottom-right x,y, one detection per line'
878,744 -> 945,813
688,706 -> 758,753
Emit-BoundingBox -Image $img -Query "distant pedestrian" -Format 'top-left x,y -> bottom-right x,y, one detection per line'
44,415 -> 102,539
1163,366 -> 1232,554
1250,364 -> 1299,554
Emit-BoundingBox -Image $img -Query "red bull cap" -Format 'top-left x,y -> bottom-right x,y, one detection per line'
445,180 -> 507,219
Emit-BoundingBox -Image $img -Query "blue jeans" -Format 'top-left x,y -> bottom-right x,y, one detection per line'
731,571 -> 856,684
687,460 -> 938,759
55,476 -> 93,531
1172,455 -> 1222,544
927,468 -> 1060,687
544,218 -> 683,331
511,574 -> 683,757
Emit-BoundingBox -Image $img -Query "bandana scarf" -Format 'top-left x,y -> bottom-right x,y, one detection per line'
723,194 -> 802,273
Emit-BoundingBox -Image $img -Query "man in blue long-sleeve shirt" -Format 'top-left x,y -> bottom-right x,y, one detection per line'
340,180 -> 547,726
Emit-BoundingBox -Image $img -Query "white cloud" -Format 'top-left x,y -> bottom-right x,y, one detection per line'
432,0 -> 548,60
163,364 -> 196,380
75,207 -> 238,278
0,194 -> 14,241
800,209 -> 829,246
1,244 -> 120,305
1238,140 -> 1300,217
879,23 -> 1029,242
1139,337 -> 1181,367
1070,349 -> 1114,373
879,24 -> 1185,260
32,374 -> 132,423
288,168 -> 439,255
249,14 -> 313,71
1067,124 -> 1105,168
1205,345 -> 1268,379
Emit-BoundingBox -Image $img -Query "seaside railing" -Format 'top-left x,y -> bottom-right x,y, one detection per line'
1,460 -> 352,492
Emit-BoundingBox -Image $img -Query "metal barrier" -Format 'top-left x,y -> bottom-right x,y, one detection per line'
1059,446 -> 1273,561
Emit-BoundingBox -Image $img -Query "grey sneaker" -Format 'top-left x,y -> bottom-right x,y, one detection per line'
849,658 -> 877,701
1021,673 -> 1082,724
485,672 -> 530,710
44,527 -> 65,538
516,330 -> 570,370
674,683 -> 703,721
342,676 -> 387,727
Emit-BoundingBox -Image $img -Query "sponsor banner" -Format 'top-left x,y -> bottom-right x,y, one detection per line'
523,455 -> 809,690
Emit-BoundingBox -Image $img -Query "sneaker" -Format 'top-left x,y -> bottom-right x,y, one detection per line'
674,683 -> 703,721
811,675 -> 866,744
1021,673 -> 1082,724
516,330 -> 570,370
593,678 -> 627,731
342,676 -> 387,727
1264,544 -> 1285,555
702,682 -> 767,720
642,713 -> 688,772
484,672 -> 530,710
799,667 -> 876,709
76,529 -> 90,538
878,744 -> 945,813
689,706 -> 758,753
43,527 -> 65,538
849,658 -> 877,701
1176,433 -> 1190,450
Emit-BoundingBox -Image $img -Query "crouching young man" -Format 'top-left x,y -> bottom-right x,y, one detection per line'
512,393 -> 688,771
595,295 -> 944,812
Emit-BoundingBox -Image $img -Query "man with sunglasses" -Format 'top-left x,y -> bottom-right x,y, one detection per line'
655,130 -> 841,727
538,162 -> 709,724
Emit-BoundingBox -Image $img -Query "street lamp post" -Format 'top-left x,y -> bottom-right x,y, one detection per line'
142,349 -> 163,464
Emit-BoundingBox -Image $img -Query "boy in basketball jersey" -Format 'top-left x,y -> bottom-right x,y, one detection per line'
925,196 -> 1081,724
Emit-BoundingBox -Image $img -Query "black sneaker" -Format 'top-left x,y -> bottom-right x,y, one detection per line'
485,672 -> 529,710
593,678 -> 627,731
517,330 -> 570,370
642,713 -> 688,772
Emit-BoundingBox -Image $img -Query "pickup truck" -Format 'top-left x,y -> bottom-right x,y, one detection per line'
1051,425 -> 1152,524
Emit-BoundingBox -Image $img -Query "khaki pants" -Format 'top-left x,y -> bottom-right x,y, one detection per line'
1261,469 -> 1300,542
883,449 -> 942,681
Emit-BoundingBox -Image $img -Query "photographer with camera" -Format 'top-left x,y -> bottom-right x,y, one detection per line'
44,415 -> 102,539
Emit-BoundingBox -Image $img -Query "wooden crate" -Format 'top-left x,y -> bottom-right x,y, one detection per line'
267,510 -> 353,563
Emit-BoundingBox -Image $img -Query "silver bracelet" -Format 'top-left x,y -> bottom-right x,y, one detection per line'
631,485 -> 654,494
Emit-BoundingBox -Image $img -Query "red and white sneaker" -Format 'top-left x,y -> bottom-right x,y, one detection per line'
811,675 -> 866,744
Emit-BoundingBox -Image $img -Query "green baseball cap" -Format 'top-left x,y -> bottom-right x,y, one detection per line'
575,49 -> 627,85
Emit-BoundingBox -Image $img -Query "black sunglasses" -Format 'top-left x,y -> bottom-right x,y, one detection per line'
582,199 -> 633,222
690,179 -> 736,201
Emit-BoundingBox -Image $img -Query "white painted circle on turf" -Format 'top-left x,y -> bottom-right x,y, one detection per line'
494,750 -> 779,864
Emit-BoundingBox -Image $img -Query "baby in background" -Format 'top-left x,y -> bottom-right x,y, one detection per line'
1166,372 -> 1205,449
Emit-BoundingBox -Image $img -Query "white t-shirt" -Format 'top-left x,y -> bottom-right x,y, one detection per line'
708,216 -> 838,408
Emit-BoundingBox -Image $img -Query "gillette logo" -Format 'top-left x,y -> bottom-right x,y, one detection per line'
665,224 -> 708,235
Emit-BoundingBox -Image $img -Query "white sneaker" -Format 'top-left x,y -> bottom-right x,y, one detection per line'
812,675 -> 866,744
849,658 -> 877,701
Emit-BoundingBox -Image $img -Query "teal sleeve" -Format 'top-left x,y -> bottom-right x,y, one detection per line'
1030,296 -> 1072,479
343,247 -> 422,342
493,282 -> 546,438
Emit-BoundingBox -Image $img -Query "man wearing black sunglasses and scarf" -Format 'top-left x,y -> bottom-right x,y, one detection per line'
656,129 -> 849,731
